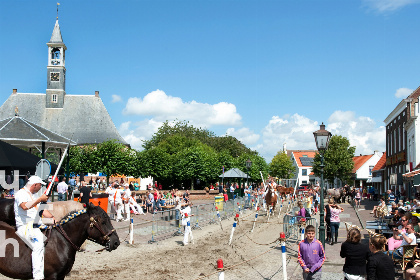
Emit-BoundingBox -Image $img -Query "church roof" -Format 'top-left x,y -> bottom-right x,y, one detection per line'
0,92 -> 127,146
49,20 -> 63,44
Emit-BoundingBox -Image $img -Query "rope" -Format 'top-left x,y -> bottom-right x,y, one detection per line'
193,241 -> 281,280
243,234 -> 279,246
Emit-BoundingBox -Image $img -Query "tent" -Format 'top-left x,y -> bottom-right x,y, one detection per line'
0,139 -> 58,175
219,168 -> 248,179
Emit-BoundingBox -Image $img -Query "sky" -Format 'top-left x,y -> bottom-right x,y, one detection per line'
1,0 -> 420,161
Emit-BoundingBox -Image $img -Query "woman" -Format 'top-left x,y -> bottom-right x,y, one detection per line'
340,228 -> 370,280
371,197 -> 385,218
367,235 -> 395,280
329,202 -> 344,245
354,189 -> 361,208
325,198 -> 333,243
387,213 -> 409,251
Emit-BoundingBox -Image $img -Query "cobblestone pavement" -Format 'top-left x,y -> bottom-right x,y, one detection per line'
287,197 -> 404,280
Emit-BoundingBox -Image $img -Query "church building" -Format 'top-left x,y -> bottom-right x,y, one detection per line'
0,18 -> 126,146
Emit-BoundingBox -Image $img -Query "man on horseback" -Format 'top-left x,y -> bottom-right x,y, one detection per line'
14,175 -> 54,280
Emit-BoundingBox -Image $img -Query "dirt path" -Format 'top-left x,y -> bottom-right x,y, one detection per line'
67,210 -> 300,280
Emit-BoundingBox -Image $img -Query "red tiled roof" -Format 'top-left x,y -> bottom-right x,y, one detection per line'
372,153 -> 386,171
403,169 -> 420,178
292,151 -> 317,167
309,172 -> 314,175
352,154 -> 373,173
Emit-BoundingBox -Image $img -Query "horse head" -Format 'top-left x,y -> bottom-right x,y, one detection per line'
86,203 -> 120,251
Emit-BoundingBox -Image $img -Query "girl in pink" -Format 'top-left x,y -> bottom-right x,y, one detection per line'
329,203 -> 344,245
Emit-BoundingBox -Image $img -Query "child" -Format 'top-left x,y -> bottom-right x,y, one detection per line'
297,225 -> 325,280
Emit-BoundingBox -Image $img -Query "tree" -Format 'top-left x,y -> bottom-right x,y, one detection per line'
312,135 -> 355,185
269,151 -> 295,179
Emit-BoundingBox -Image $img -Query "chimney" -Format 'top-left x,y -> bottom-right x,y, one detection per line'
95,91 -> 99,97
12,89 -> 17,94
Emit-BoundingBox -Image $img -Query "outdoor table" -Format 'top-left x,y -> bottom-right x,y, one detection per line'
365,225 -> 389,230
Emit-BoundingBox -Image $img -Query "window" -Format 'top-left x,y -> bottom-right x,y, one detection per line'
302,169 -> 307,176
52,94 -> 57,103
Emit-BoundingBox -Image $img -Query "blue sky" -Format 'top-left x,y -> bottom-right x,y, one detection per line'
1,0 -> 420,161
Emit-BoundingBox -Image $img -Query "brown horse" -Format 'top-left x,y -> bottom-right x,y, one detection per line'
276,186 -> 294,197
265,187 -> 277,214
0,203 -> 120,280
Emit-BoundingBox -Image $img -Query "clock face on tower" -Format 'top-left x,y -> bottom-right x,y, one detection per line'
51,72 -> 60,82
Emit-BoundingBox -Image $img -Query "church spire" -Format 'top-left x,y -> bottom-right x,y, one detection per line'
49,19 -> 63,44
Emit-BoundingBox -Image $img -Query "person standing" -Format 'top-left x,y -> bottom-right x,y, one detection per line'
123,183 -> 131,221
114,184 -> 124,221
181,202 -> 192,246
325,198 -> 333,244
367,235 -> 395,280
68,176 -> 76,200
14,176 -> 55,280
79,181 -> 92,206
105,182 -> 117,220
340,228 -> 370,280
297,224 -> 326,280
329,202 -> 344,245
57,177 -> 68,201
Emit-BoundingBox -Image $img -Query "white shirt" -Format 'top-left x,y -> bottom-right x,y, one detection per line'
105,187 -> 114,201
57,182 -> 68,194
398,232 -> 416,254
124,189 -> 131,201
129,196 -> 137,205
181,206 -> 191,226
14,187 -> 40,228
114,189 -> 123,203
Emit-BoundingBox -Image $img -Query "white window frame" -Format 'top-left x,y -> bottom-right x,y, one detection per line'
52,94 -> 57,103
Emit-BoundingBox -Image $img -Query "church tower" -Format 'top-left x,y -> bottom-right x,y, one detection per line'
46,19 -> 66,108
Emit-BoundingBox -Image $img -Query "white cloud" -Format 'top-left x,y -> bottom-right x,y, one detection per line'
123,89 -> 242,127
394,87 -> 413,98
363,0 -> 420,13
258,111 -> 385,161
226,127 -> 260,146
111,94 -> 122,103
118,119 -> 163,151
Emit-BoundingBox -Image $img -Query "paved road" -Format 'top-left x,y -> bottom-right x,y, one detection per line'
288,197 -> 403,279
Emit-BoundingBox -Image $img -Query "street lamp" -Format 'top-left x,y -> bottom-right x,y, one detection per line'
313,122 -> 332,249
246,158 -> 252,187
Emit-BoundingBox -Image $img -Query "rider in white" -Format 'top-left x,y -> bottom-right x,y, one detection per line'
14,176 -> 54,280
181,202 -> 192,245
114,185 -> 124,221
129,193 -> 145,215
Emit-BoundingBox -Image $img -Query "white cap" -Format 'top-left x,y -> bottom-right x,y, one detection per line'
27,175 -> 46,186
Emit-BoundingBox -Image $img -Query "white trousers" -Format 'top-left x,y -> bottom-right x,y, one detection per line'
124,203 -> 131,220
115,201 -> 123,220
16,226 -> 44,280
183,225 -> 193,245
130,204 -> 144,214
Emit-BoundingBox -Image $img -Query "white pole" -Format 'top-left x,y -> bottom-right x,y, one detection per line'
300,227 -> 305,241
188,221 -> 194,244
281,240 -> 287,280
228,221 -> 237,245
216,207 -> 223,231
44,145 -> 69,196
217,259 -> 224,280
129,218 -> 134,244
251,207 -> 259,233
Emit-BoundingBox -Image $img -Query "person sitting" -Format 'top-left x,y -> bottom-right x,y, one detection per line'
385,223 -> 416,259
406,259 -> 420,280
387,213 -> 410,251
129,193 -> 145,215
371,197 -> 386,217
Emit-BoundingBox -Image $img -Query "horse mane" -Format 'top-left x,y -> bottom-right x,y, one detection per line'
38,209 -> 87,230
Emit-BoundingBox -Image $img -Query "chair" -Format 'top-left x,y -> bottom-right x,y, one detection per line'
388,244 -> 417,271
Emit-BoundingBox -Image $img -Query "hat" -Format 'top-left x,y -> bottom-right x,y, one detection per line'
27,176 -> 46,186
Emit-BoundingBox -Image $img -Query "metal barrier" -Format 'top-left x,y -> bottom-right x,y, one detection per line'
282,213 -> 318,241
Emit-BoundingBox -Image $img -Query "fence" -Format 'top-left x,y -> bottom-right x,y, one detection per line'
282,212 -> 319,241
119,196 -> 250,244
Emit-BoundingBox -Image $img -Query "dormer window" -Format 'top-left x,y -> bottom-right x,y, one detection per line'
52,94 -> 57,103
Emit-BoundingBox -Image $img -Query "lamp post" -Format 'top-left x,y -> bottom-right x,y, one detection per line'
246,158 -> 252,187
313,122 -> 332,249
246,158 -> 252,200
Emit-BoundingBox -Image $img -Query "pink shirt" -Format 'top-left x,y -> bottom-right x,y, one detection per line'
330,207 -> 342,223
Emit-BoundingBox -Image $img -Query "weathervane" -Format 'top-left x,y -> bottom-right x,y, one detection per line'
57,3 -> 60,20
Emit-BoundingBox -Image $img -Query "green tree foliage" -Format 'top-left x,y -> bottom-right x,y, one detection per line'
139,120 -> 269,188
312,135 -> 356,184
269,151 -> 295,179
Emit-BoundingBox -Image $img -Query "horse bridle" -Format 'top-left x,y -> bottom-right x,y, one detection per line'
87,216 -> 116,250
53,215 -> 116,251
